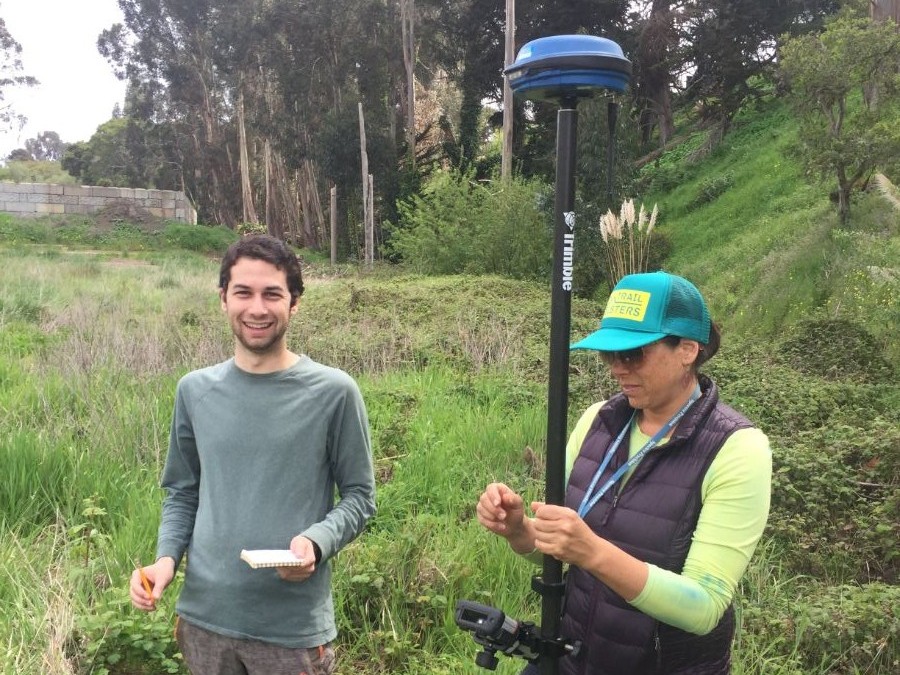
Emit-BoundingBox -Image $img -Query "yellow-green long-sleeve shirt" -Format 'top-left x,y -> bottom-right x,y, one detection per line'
564,401 -> 771,635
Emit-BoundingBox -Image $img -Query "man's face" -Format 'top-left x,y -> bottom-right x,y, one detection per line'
220,257 -> 297,357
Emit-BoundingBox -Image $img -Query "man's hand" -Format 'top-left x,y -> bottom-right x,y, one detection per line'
130,557 -> 176,611
278,535 -> 317,582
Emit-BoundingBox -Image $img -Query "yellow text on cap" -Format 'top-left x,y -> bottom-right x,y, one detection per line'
603,290 -> 651,321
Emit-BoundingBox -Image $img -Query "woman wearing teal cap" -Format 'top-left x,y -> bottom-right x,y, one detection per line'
476,272 -> 772,674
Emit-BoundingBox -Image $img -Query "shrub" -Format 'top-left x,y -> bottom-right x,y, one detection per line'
778,318 -> 895,383
639,163 -> 688,194
161,223 -> 238,254
768,418 -> 899,582
0,160 -> 76,184
384,171 -> 552,282
691,171 -> 735,208
740,582 -> 899,674
75,591 -> 184,674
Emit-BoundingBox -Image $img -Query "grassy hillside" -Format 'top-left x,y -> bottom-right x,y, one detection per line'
636,100 -> 899,363
0,99 -> 897,675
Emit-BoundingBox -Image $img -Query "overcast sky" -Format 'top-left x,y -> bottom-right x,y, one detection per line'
1,0 -> 126,158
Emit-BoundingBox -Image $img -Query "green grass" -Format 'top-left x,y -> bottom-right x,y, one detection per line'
0,213 -> 238,255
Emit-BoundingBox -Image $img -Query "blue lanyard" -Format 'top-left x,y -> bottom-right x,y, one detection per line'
577,385 -> 702,519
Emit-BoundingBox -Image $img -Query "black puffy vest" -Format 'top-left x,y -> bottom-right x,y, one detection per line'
557,375 -> 752,675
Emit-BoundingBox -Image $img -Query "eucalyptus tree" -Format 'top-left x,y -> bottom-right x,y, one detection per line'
0,14 -> 36,133
99,0 -> 243,225
624,1 -> 843,151
416,0 -> 629,179
98,0 -> 415,254
255,0 -> 409,254
20,131 -> 66,161
630,0 -> 678,147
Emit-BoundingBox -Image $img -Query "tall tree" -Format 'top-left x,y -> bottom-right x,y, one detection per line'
780,12 -> 900,224
424,0 -> 629,178
633,0 -> 679,147
259,0 -> 404,253
24,131 -> 66,161
99,0 -> 242,225
400,0 -> 417,167
0,15 -> 36,133
501,0 -> 515,180
682,0 -> 840,132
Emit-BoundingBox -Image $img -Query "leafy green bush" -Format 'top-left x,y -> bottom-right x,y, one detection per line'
639,163 -> 688,194
740,582 -> 899,674
634,130 -> 708,195
707,338 -> 898,583
0,160 -> 76,184
385,171 -> 552,282
75,591 -> 184,674
768,418 -> 899,582
778,318 -> 895,383
161,223 -> 238,254
708,339 -> 896,437
691,171 -> 736,208
236,222 -> 267,236
0,213 -> 60,243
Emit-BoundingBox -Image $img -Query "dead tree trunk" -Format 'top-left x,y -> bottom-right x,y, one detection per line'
366,173 -> 374,264
501,0 -> 515,180
330,186 -> 338,265
358,102 -> 373,266
400,0 -> 417,166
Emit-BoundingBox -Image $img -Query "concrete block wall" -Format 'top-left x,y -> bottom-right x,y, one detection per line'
0,182 -> 198,225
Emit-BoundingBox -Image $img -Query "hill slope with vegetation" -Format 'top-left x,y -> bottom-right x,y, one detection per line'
0,99 -> 897,675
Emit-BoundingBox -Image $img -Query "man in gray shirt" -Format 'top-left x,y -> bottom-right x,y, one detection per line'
130,235 -> 376,675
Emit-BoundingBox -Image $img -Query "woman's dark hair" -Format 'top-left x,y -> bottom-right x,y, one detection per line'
664,321 -> 721,370
218,235 -> 304,306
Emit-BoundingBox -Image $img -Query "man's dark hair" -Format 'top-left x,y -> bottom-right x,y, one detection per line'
219,235 -> 304,306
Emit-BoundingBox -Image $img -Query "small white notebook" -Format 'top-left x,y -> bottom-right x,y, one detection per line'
240,549 -> 306,569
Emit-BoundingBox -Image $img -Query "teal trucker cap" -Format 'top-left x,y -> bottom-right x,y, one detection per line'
571,272 -> 711,351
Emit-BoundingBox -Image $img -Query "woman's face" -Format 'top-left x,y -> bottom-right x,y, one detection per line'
606,338 -> 700,418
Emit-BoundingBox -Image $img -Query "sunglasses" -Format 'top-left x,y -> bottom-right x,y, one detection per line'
599,337 -> 679,366
599,346 -> 650,366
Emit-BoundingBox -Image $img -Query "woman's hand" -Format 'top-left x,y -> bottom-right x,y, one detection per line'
477,483 -> 536,554
531,501 -> 649,601
530,502 -> 601,569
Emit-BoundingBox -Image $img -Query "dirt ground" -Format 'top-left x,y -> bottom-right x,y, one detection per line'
92,199 -> 167,232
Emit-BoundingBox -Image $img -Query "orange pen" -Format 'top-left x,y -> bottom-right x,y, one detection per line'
137,565 -> 155,605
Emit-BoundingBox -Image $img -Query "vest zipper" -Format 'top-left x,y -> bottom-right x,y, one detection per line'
654,625 -> 662,672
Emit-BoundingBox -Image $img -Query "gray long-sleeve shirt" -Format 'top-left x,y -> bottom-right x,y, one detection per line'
156,356 -> 376,648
